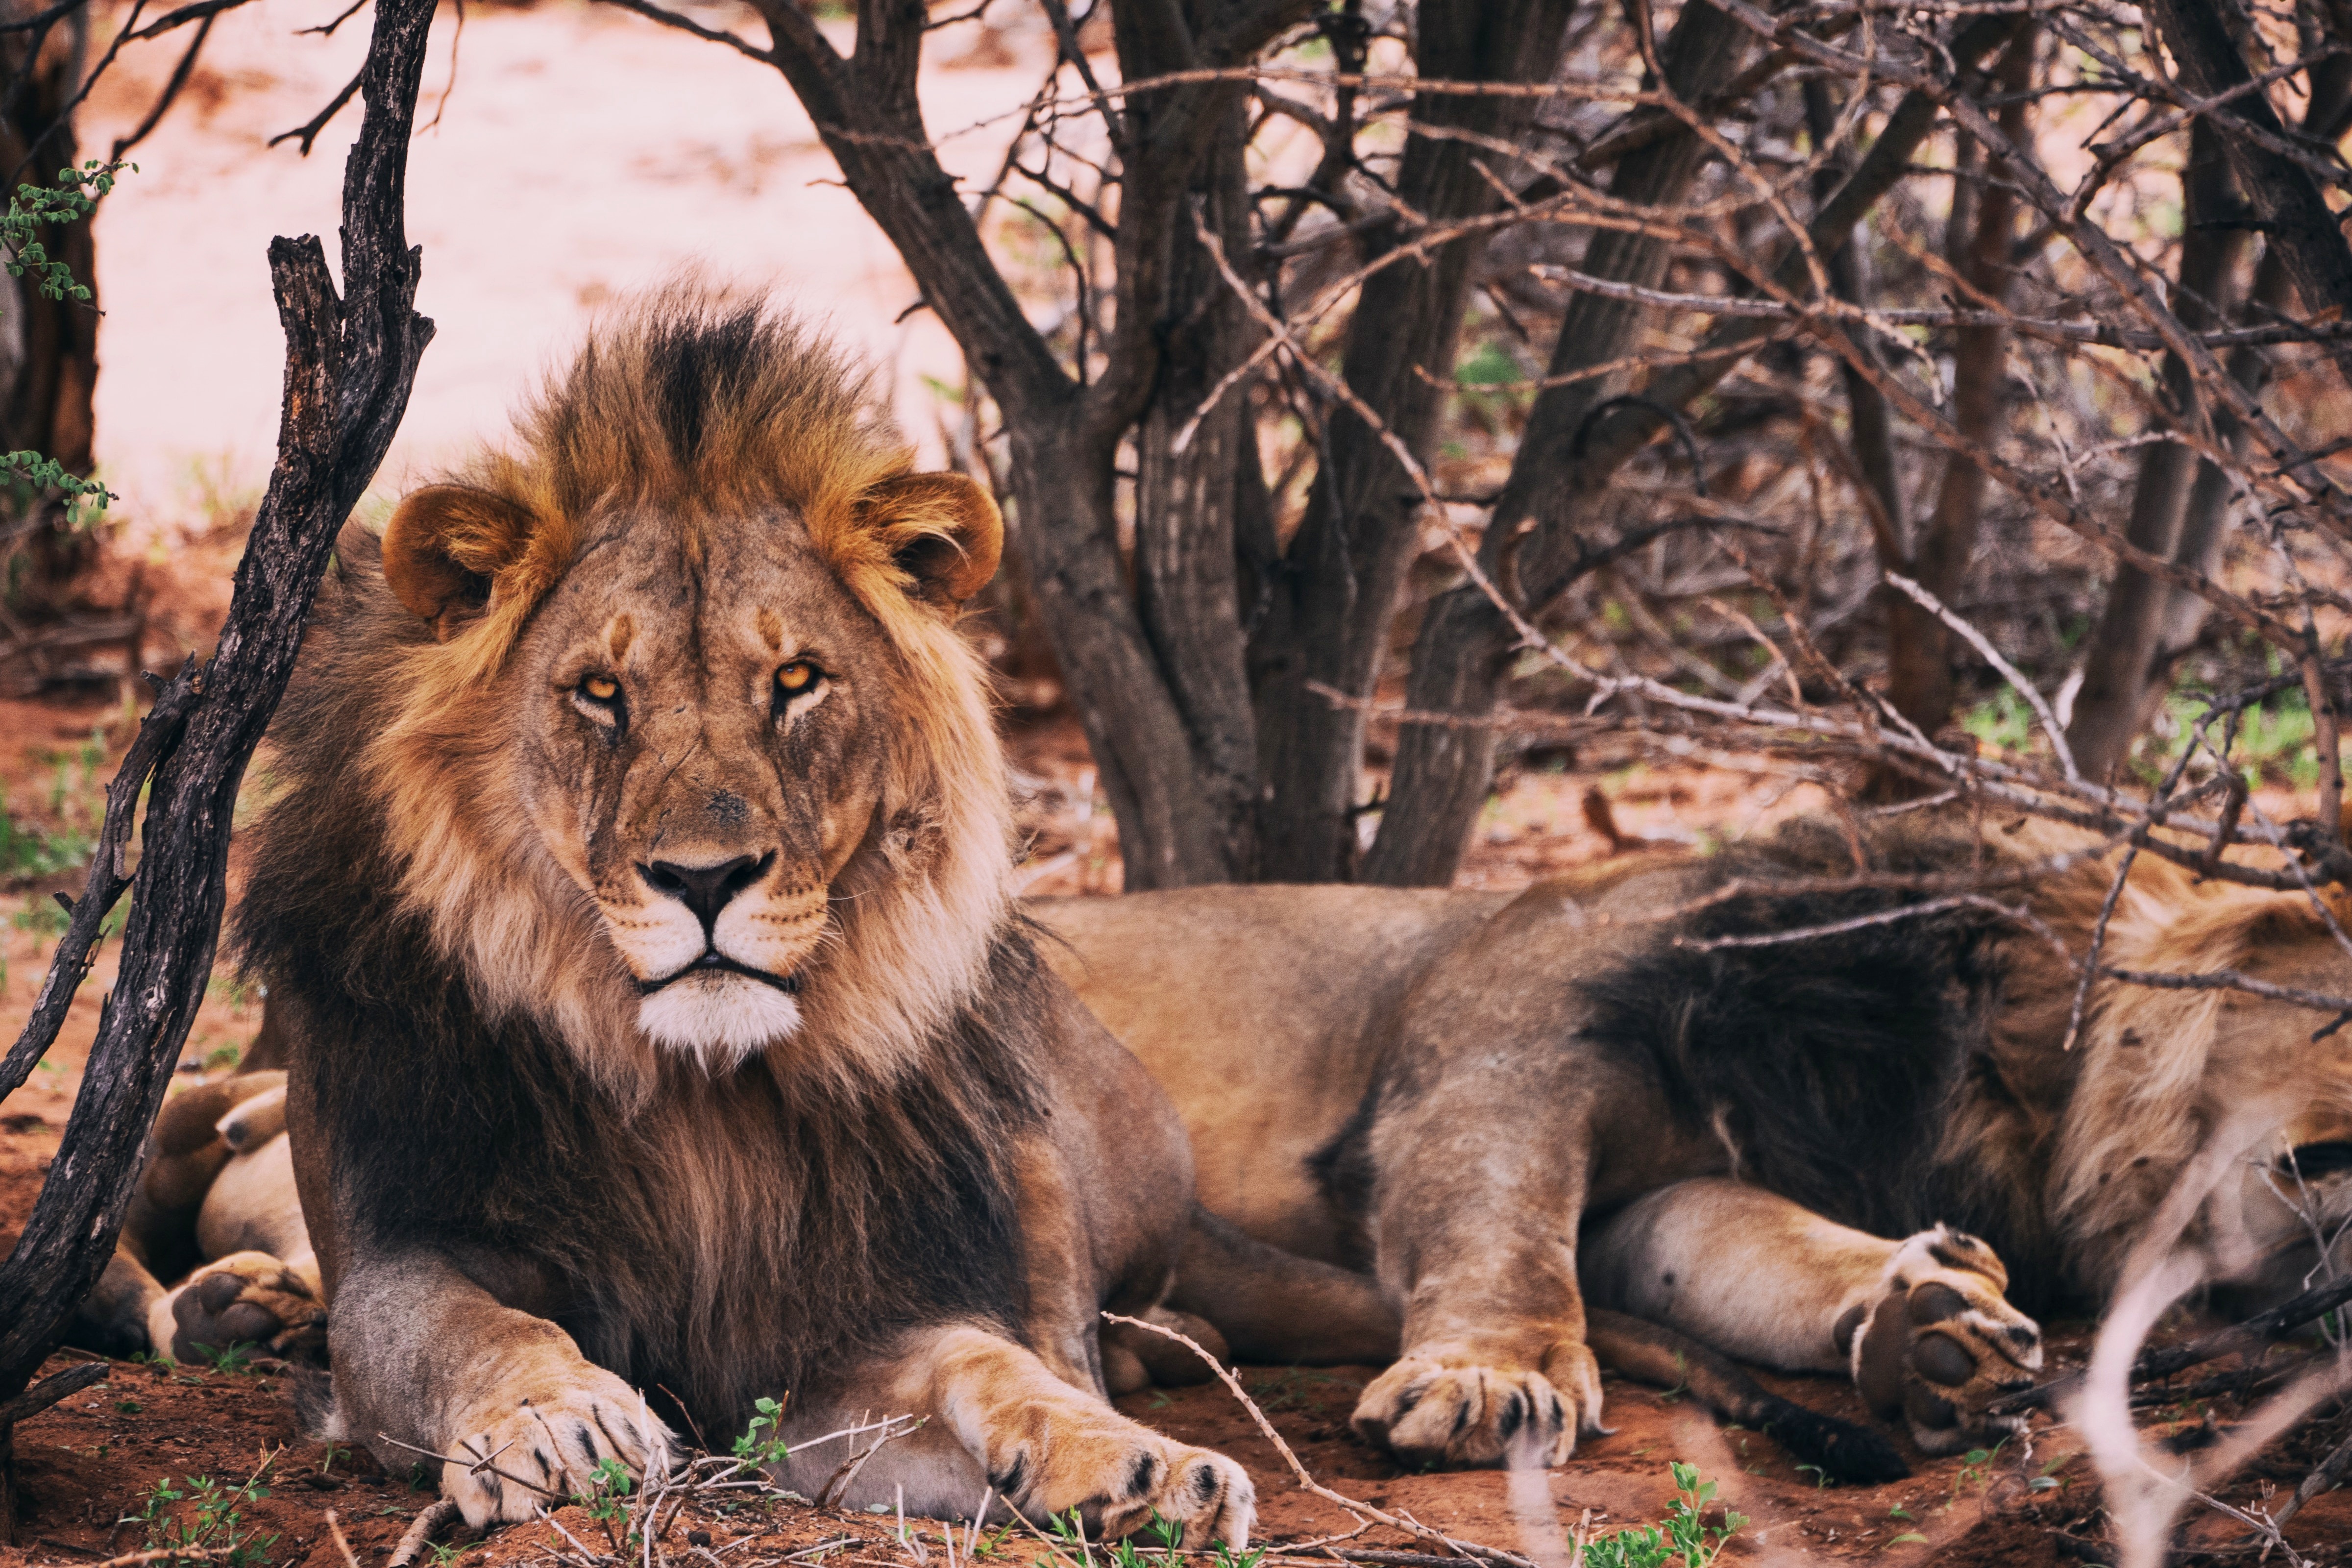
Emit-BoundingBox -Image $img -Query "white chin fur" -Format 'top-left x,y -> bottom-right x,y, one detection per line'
637,973 -> 803,1071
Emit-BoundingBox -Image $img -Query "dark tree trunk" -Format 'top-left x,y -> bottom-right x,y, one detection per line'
752,0 -> 1313,887
0,1 -> 99,615
2144,0 -> 2352,389
1369,11 -> 2026,879
1802,77 -> 1905,554
2066,39 -> 2352,779
1876,30 -> 2033,752
1365,0 -> 1762,886
1243,0 -> 1579,882
2065,118 -> 2248,783
0,0 -> 436,1531
1131,97 -> 1261,882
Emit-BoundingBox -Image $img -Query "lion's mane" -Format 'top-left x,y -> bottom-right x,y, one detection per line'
1564,817 -> 2330,1314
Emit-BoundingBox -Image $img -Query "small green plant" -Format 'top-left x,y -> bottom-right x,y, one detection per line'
581,1455 -> 634,1518
1795,1461 -> 1833,1490
424,1543 -> 466,1568
0,163 -> 127,524
194,1341 -> 257,1374
319,1442 -> 348,1475
1144,1513 -> 1182,1550
114,1397 -> 142,1415
731,1395 -> 790,1470
1577,1463 -> 1746,1568
1207,1544 -> 1264,1568
127,1463 -> 277,1568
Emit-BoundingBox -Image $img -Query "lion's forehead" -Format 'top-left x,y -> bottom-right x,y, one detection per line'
537,511 -> 892,671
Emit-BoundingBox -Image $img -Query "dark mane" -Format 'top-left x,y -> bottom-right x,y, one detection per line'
234,534 -> 1046,1436
1572,819 -> 2070,1303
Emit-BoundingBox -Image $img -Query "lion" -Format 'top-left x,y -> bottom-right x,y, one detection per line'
97,298 -> 1410,1541
1036,813 -> 2352,1472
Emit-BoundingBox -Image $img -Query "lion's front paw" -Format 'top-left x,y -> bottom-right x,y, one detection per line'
1848,1227 -> 2041,1455
442,1369 -> 674,1527
156,1251 -> 327,1366
998,1422 -> 1253,1547
1350,1339 -> 1602,1468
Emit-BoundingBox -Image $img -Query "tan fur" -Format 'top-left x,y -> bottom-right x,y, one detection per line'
1037,818 -> 2352,1468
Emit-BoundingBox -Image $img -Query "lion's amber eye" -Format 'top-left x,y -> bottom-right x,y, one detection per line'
775,661 -> 819,697
581,674 -> 620,702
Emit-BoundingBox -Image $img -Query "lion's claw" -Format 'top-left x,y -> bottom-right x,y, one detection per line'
1351,1341 -> 1602,1468
444,1369 -> 674,1526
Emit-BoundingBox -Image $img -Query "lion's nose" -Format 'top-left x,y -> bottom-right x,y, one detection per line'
641,853 -> 769,933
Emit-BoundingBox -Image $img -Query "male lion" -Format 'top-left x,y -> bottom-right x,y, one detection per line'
1038,815 -> 2352,1470
156,300 -> 1368,1539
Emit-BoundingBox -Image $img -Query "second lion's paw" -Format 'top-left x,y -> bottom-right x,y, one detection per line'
1849,1227 -> 2041,1454
1350,1338 -> 1603,1468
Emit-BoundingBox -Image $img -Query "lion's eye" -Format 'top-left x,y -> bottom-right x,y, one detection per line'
775,661 -> 820,698
580,674 -> 620,703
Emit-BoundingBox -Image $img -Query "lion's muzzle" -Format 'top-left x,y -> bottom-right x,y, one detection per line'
617,850 -> 829,1067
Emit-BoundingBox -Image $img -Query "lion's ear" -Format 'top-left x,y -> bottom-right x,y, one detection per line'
382,485 -> 539,641
856,472 -> 1002,610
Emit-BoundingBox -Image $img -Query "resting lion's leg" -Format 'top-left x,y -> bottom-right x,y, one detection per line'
151,1117 -> 326,1364
1582,1179 -> 2043,1454
1346,1089 -> 1605,1470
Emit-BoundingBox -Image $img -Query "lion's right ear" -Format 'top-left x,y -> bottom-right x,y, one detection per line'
381,485 -> 539,642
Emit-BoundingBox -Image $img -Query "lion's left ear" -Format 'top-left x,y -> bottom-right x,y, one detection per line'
855,472 -> 1003,610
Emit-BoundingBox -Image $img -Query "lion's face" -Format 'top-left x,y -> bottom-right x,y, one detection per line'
502,510 -> 901,1059
369,372 -> 1007,1087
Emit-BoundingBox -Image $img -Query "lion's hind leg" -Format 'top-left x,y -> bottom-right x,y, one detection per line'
1582,1310 -> 1909,1483
1583,1178 -> 2042,1458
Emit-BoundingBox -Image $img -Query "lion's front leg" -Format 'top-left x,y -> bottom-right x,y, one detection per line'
911,1324 -> 1254,1546
1344,1083 -> 1608,1470
333,1254 -> 675,1526
1584,1179 -> 2043,1454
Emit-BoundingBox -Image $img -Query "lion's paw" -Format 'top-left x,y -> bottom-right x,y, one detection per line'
443,1369 -> 674,1527
1846,1227 -> 2041,1455
1350,1339 -> 1603,1468
998,1422 -> 1253,1547
156,1251 -> 327,1366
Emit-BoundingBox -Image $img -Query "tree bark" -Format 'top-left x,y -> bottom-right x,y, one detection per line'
1369,10 -> 2023,884
2067,37 -> 2352,779
1802,76 -> 1904,552
1244,0 -> 1579,882
751,0 -> 1312,886
1365,0 -> 1764,886
1132,95 -> 1261,880
2143,0 -> 2352,390
2065,117 -> 2247,783
0,0 -> 435,1529
1877,30 -> 2033,750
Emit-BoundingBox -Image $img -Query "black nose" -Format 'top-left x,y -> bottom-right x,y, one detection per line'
642,854 -> 768,933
